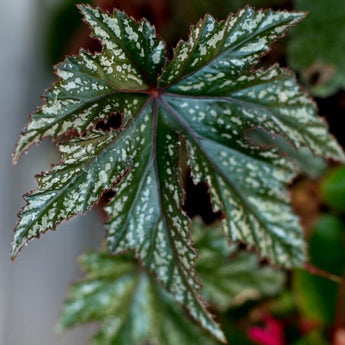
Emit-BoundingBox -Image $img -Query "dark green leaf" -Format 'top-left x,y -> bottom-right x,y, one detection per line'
45,0 -> 93,65
320,165 -> 345,211
288,0 -> 345,96
13,5 -> 345,340
293,215 -> 345,325
194,221 -> 285,311
293,331 -> 330,345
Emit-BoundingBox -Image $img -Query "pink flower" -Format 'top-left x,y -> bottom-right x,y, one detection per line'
248,315 -> 285,345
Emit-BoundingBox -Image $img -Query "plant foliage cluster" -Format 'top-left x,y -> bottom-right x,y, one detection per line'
13,2 -> 345,344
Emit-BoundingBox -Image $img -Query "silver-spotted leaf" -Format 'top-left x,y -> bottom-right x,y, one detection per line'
246,128 -> 328,179
59,222 -> 283,345
13,5 -> 223,341
59,252 -> 217,345
13,4 -> 345,342
13,4 -> 166,161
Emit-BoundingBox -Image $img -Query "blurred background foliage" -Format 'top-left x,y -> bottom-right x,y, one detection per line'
41,0 -> 345,344
288,0 -> 345,98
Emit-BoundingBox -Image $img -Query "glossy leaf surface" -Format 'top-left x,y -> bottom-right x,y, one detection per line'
13,5 -> 344,341
320,165 -> 345,211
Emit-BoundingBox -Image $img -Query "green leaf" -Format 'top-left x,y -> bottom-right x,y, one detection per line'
246,128 -> 328,179
293,330 -> 330,345
320,165 -> 345,211
194,221 -> 285,311
13,5 -> 344,340
59,252 -> 218,345
293,214 -> 345,325
14,5 -> 166,160
14,6 -> 222,340
288,0 -> 345,97
45,0 -> 93,65
183,0 -> 287,19
164,0 -> 288,45
59,221 -> 283,345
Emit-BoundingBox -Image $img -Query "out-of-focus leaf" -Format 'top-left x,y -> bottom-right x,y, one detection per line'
293,214 -> 345,325
59,221 -> 284,345
194,221 -> 285,311
270,290 -> 297,316
293,330 -> 330,345
59,252 -> 217,345
164,0 -> 288,44
288,0 -> 345,97
171,0 -> 287,24
320,165 -> 345,211
46,0 -> 93,65
309,215 -> 345,275
60,220 -> 285,344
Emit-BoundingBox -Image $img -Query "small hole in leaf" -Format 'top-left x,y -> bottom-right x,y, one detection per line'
96,112 -> 123,132
259,258 -> 270,266
308,70 -> 321,85
183,171 -> 223,224
97,188 -> 116,221
238,242 -> 248,251
101,189 -> 116,204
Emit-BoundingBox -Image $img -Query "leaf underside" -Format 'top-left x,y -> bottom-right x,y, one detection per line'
13,5 -> 344,342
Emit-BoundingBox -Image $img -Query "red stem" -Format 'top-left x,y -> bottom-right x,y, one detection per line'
304,263 -> 343,284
